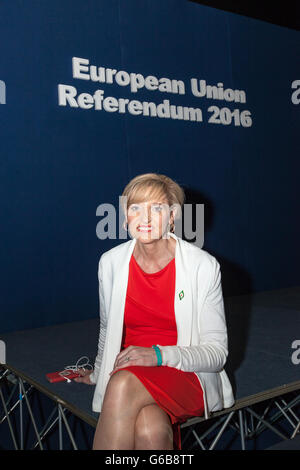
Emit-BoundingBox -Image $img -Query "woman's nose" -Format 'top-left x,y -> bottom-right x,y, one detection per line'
140,205 -> 151,223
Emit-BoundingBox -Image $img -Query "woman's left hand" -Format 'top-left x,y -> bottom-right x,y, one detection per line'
110,346 -> 159,375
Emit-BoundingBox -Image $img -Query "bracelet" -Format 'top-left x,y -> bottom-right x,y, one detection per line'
152,345 -> 162,366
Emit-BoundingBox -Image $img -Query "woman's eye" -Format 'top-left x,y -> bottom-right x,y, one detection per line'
152,205 -> 162,212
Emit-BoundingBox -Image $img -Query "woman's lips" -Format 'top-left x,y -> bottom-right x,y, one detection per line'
137,225 -> 152,232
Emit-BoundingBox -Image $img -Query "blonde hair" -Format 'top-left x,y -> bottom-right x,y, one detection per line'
121,173 -> 185,223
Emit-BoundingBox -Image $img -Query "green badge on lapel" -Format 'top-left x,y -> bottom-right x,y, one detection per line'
179,290 -> 184,300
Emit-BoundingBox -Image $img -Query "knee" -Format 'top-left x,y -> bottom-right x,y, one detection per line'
135,405 -> 173,449
104,370 -> 135,403
108,369 -> 136,390
136,421 -> 172,446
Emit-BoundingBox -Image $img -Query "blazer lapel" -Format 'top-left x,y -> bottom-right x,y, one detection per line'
108,237 -> 136,341
170,233 -> 193,346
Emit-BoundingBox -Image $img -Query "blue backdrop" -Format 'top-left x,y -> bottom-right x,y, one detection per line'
0,0 -> 299,333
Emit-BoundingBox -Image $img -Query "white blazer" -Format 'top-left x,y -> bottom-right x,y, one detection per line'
90,232 -> 234,419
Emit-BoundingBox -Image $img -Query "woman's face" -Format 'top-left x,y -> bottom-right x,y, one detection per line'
126,196 -> 173,243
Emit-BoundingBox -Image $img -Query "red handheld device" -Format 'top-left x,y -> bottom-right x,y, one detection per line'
46,370 -> 80,383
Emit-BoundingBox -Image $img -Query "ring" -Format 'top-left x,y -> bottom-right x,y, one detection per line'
126,356 -> 130,361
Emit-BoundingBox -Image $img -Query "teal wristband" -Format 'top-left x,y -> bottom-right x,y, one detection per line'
152,345 -> 162,366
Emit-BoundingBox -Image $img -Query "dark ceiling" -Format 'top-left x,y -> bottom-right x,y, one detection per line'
189,1 -> 300,31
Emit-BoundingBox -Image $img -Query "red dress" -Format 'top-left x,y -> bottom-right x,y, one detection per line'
120,254 -> 204,449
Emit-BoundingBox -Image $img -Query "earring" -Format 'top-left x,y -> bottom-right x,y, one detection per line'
123,221 -> 128,231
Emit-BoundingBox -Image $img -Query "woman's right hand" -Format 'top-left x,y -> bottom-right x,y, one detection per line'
74,368 -> 94,385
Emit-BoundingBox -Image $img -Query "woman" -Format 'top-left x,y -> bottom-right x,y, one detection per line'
75,173 -> 234,450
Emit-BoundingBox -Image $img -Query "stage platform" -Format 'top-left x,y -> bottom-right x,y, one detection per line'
1,286 -> 300,449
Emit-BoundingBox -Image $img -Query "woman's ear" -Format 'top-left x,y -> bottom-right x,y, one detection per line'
170,203 -> 181,221
169,210 -> 175,233
169,203 -> 182,232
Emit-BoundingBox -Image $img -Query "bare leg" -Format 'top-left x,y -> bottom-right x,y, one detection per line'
134,403 -> 174,450
92,370 -> 156,450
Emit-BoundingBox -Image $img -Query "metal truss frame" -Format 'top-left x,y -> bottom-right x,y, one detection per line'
181,381 -> 300,450
1,364 -> 300,450
0,367 -> 82,450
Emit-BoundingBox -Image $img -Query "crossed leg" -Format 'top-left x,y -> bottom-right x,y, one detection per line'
92,370 -> 173,450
